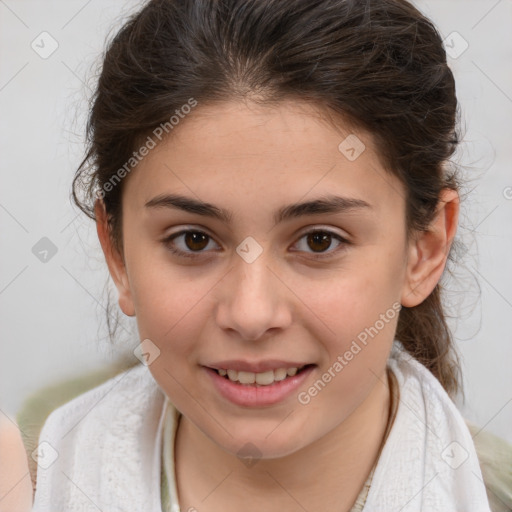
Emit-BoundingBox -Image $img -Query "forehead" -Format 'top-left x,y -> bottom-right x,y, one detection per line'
123,100 -> 406,217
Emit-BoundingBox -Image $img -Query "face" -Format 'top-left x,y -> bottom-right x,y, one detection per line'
97,99 -> 445,459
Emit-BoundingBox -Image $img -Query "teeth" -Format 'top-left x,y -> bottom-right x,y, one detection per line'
216,366 -> 305,386
238,371 -> 256,384
255,371 -> 274,385
274,368 -> 288,381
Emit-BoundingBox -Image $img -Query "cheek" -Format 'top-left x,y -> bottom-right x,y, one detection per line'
298,276 -> 399,423
299,246 -> 403,373
130,261 -> 210,404
303,258 -> 401,336
127,250 -> 209,355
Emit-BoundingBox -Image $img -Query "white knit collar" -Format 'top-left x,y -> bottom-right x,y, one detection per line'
31,342 -> 491,512
161,342 -> 491,511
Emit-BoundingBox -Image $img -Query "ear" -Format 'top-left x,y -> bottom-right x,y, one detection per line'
400,188 -> 459,307
94,198 -> 135,317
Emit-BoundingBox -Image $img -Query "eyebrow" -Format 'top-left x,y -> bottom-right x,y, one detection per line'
144,193 -> 372,226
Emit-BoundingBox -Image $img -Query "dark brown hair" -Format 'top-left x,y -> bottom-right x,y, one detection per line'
72,0 -> 464,396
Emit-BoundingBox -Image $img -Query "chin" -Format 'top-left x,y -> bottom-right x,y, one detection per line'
212,423 -> 308,461
226,439 -> 303,462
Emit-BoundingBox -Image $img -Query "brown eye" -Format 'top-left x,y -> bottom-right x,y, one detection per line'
163,228 -> 349,261
306,232 -> 332,252
183,231 -> 209,251
293,229 -> 349,259
163,230 -> 218,259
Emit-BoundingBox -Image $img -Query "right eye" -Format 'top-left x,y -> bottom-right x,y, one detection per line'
162,229 -> 220,259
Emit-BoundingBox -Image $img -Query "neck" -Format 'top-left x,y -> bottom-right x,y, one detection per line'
175,368 -> 394,512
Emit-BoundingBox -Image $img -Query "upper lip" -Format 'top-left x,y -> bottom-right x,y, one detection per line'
205,360 -> 313,373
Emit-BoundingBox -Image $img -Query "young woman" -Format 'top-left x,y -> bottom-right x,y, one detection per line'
27,0 -> 511,510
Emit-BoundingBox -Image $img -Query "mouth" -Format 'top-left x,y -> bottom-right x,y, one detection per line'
208,364 -> 316,387
204,363 -> 317,407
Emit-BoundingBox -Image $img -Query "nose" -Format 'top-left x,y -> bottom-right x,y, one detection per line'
215,250 -> 292,342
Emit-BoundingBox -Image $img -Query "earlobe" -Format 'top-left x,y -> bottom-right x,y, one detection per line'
400,188 -> 459,308
94,198 -> 136,317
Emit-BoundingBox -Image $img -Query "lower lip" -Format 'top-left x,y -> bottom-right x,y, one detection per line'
204,365 -> 316,407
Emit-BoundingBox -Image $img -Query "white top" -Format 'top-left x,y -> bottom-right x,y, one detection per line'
160,394 -> 374,512
31,341 -> 491,511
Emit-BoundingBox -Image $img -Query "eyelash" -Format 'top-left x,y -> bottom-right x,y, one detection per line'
162,228 -> 350,260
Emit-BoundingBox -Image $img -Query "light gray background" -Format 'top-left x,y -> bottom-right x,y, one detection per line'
1,0 -> 511,443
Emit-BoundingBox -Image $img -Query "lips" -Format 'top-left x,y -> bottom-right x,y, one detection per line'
205,364 -> 316,406
205,359 -> 313,373
217,365 -> 315,386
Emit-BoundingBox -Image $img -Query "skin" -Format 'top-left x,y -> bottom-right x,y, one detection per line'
96,99 -> 459,511
0,415 -> 33,512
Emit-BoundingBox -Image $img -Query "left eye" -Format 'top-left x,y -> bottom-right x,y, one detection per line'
163,230 -> 219,259
292,230 -> 349,258
162,229 -> 349,259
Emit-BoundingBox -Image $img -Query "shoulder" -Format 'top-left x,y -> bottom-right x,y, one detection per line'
29,363 -> 167,510
16,358 -> 148,497
466,420 -> 512,512
0,415 -> 33,512
36,361 -> 158,441
387,341 -> 464,426
388,343 -> 512,512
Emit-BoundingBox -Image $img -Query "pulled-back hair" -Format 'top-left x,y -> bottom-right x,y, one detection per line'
72,0 -> 463,396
